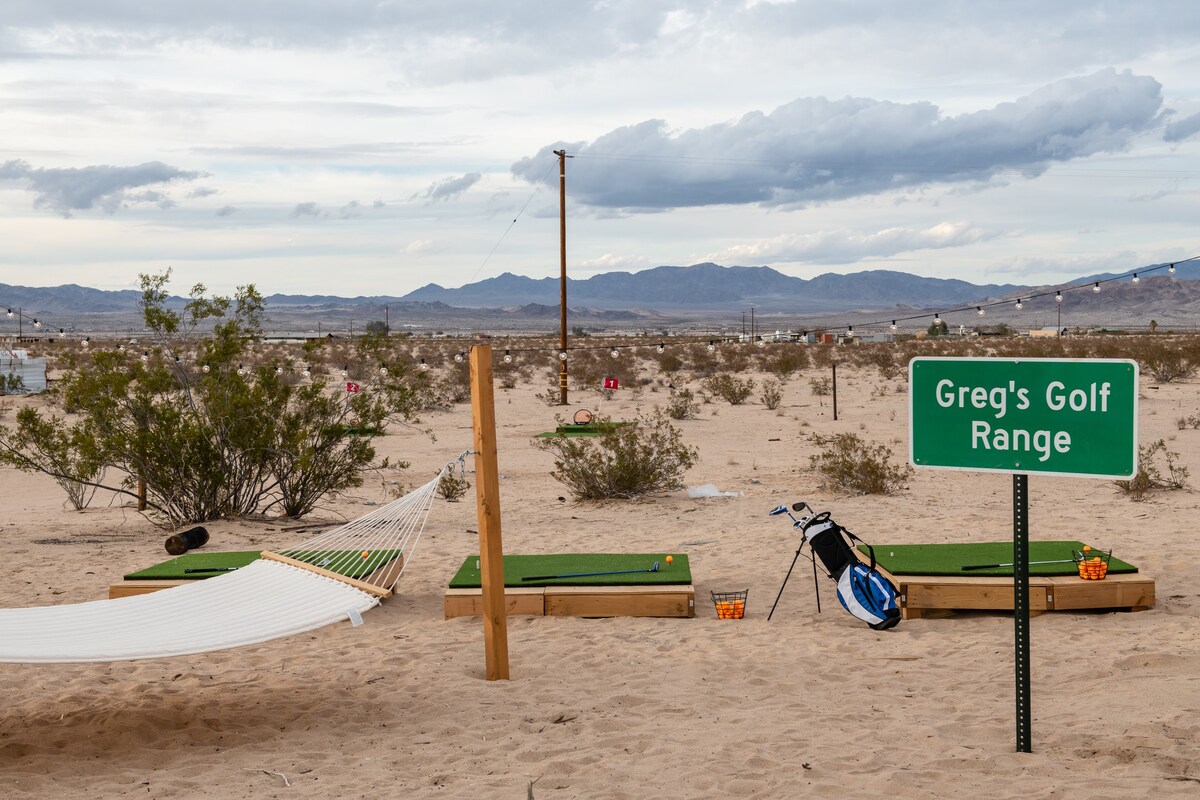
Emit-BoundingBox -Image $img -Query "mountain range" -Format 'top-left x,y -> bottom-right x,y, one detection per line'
2,261 -> 1197,329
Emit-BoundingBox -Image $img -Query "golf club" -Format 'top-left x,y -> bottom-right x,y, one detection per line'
183,566 -> 240,574
520,562 -> 659,581
961,558 -> 1076,571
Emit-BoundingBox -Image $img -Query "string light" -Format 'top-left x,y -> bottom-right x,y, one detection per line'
341,366 -> 349,378
1056,291 -> 1063,303
847,325 -> 854,335
418,358 -> 428,371
1015,299 -> 1023,310
503,350 -> 513,364
236,363 -> 245,375
33,319 -> 41,329
890,321 -> 897,332
59,328 -> 65,337
1169,263 -> 1176,274
5,309 -> 11,318
976,306 -> 985,316
142,351 -> 150,363
933,313 -> 942,326
302,365 -> 311,377
277,365 -> 285,374
1093,282 -> 1101,293
707,340 -> 716,352
656,343 -> 665,354
610,347 -> 619,358
202,364 -> 210,373
756,335 -> 765,346
454,352 -> 466,363
82,337 -> 89,347
379,363 -> 388,375
558,350 -> 567,361
1132,273 -> 1139,284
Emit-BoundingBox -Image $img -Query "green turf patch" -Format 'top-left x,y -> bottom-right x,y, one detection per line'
534,421 -> 633,439
448,553 -> 691,587
859,541 -> 1137,577
124,549 -> 402,581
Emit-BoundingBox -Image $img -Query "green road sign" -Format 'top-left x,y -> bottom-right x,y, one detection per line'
909,357 -> 1138,478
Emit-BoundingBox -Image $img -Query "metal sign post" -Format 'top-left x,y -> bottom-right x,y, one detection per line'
909,357 -> 1138,752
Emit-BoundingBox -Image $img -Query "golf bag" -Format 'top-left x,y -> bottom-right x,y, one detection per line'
801,514 -> 900,630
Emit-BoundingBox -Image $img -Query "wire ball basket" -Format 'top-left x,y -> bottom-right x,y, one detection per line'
1073,547 -> 1111,580
711,589 -> 748,619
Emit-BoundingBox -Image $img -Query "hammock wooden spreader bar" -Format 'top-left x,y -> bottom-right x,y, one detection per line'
0,456 -> 463,664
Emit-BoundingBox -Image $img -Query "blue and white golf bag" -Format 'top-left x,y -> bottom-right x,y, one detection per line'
802,515 -> 901,631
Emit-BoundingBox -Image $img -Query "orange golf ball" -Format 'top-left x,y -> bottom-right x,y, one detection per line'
665,555 -> 674,567
361,550 -> 370,558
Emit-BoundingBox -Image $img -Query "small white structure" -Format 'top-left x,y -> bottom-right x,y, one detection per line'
1,344 -> 47,393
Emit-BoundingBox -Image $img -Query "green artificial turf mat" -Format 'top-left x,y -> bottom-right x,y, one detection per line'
448,553 -> 691,587
534,421 -> 632,439
858,541 -> 1137,577
125,549 -> 402,581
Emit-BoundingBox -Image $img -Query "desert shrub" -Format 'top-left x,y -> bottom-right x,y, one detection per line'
664,387 -> 700,420
1,373 -> 25,395
719,348 -> 750,373
0,406 -> 103,509
436,468 -> 471,501
863,347 -> 900,380
1135,342 -> 1195,383
701,373 -> 755,405
761,347 -> 808,382
760,379 -> 783,410
656,351 -> 685,374
534,410 -> 699,500
1114,439 -> 1189,501
809,376 -> 831,396
809,432 -> 913,495
0,271 -> 424,525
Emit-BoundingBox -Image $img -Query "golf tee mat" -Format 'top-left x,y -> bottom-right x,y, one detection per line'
853,541 -> 1152,619
444,553 -> 695,619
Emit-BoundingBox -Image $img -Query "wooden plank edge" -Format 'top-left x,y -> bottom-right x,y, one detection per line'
261,550 -> 393,599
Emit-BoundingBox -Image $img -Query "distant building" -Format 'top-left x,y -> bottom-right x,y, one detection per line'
1,345 -> 47,393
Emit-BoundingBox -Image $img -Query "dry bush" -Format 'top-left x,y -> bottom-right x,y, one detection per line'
759,346 -> 808,382
1114,440 -> 1189,501
809,432 -> 913,496
664,387 -> 700,420
534,410 -> 699,500
760,379 -> 783,410
701,373 -> 755,405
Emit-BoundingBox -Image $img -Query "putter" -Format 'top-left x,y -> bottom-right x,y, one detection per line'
183,566 -> 240,574
520,562 -> 659,581
961,558 -> 1077,571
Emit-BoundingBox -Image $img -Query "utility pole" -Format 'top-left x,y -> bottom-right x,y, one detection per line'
385,304 -> 389,333
555,149 -> 571,405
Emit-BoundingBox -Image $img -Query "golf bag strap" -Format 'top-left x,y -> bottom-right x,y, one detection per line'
841,528 -> 876,572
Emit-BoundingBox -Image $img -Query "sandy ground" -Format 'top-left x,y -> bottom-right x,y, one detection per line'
1,359 -> 1199,799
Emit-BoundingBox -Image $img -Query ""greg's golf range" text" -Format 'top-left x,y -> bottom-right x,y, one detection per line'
935,379 -> 1113,462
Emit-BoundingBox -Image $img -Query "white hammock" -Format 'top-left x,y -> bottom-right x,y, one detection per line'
0,457 -> 462,664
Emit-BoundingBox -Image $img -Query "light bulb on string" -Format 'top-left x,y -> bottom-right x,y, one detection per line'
454,352 -> 465,363
418,359 -> 428,371
378,363 -> 388,376
503,350 -> 513,364
1169,263 -> 1176,275
236,363 -> 245,376
707,340 -> 716,352
33,319 -> 41,329
5,309 -> 11,318
558,350 -> 567,361
976,306 -> 985,316
1055,291 -> 1063,303
341,366 -> 349,379
82,337 -> 89,347
302,366 -> 311,377
1132,273 -> 1140,284
276,365 -> 284,374
847,325 -> 854,336
1093,282 -> 1101,293
1015,299 -> 1023,310
933,314 -> 942,326
142,351 -> 150,363
890,321 -> 897,332
175,355 -> 181,364
202,363 -> 210,373
756,335 -> 765,346
59,328 -> 65,337
610,347 -> 619,358
656,343 -> 665,354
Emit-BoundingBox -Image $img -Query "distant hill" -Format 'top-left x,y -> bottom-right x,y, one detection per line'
399,262 -> 1029,311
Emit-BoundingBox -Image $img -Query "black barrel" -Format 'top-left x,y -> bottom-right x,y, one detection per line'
164,526 -> 210,555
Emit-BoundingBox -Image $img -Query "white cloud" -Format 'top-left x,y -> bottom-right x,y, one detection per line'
0,158 -> 202,217
707,221 -> 993,265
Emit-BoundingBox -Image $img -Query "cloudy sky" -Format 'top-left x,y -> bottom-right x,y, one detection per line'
1,1 -> 1198,297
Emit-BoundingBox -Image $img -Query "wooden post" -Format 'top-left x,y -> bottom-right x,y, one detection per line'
469,345 -> 510,680
832,362 -> 838,421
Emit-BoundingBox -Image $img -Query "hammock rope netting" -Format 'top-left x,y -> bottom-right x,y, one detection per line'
0,453 -> 466,664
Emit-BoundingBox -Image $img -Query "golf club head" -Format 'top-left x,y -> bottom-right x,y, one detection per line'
791,501 -> 811,514
651,561 -> 660,572
768,504 -> 790,516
